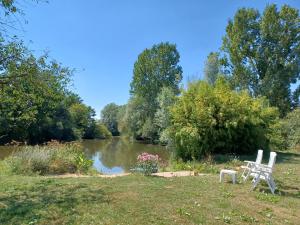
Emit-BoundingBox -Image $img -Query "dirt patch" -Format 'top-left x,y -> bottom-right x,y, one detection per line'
46,171 -> 205,178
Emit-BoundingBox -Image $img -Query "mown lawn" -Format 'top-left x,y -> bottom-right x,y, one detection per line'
0,152 -> 299,225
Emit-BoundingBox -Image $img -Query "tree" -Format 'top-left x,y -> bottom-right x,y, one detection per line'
0,38 -> 105,144
69,103 -> 95,140
154,87 -> 176,144
280,108 -> 300,150
84,121 -> 112,139
170,77 -> 279,160
101,103 -> 120,136
116,104 -> 127,134
0,0 -> 42,34
204,52 -> 222,85
0,47 -> 71,143
128,42 -> 183,141
121,96 -> 148,139
222,4 -> 300,116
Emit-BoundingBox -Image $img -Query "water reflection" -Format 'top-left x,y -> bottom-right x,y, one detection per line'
82,137 -> 170,174
0,137 -> 170,174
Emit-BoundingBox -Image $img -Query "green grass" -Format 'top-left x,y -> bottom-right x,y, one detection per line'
0,151 -> 299,225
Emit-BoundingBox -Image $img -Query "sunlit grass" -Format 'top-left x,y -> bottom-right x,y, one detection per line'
0,151 -> 299,225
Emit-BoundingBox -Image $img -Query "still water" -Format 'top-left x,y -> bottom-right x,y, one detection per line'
0,137 -> 170,174
83,137 -> 170,174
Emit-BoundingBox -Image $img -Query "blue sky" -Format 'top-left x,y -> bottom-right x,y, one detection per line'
18,0 -> 300,118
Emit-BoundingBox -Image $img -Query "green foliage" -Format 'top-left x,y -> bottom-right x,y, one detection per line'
170,77 -> 279,160
0,37 -> 105,144
101,103 -> 121,136
130,42 -> 182,102
116,104 -> 127,134
75,152 -> 93,173
84,122 -> 112,139
280,108 -> 300,151
121,96 -> 147,138
141,118 -> 157,142
154,87 -> 176,144
204,52 -> 222,85
95,123 -> 112,139
126,42 -> 182,142
222,4 -> 300,116
2,142 -> 94,175
0,0 -> 19,15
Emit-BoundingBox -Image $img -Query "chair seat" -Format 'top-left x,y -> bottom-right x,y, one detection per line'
220,169 -> 237,174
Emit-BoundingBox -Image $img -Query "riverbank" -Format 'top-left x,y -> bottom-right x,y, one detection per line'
0,152 -> 299,225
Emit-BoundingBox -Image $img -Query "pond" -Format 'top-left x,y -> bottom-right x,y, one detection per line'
0,137 -> 171,174
82,137 -> 170,174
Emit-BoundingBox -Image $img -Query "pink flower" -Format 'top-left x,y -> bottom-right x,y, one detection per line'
137,152 -> 160,162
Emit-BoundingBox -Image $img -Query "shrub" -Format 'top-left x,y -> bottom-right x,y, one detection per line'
135,152 -> 160,175
3,142 -> 93,175
94,123 -> 112,139
280,108 -> 300,151
169,77 -> 279,160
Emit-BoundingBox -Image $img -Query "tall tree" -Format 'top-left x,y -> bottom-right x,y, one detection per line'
130,42 -> 182,115
222,4 -> 300,116
204,52 -> 221,85
129,42 -> 183,141
101,103 -> 120,136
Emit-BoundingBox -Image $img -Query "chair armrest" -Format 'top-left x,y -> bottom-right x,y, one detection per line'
244,160 -> 258,164
255,164 -> 273,173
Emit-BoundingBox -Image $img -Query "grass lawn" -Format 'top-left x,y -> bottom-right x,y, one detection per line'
0,152 -> 299,225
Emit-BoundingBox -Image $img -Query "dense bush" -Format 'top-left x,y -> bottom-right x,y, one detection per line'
84,122 -> 112,139
1,142 -> 93,175
280,108 -> 300,151
169,78 -> 279,160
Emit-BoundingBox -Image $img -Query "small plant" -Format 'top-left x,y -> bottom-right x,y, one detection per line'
135,152 -> 160,176
75,152 -> 93,173
256,192 -> 280,203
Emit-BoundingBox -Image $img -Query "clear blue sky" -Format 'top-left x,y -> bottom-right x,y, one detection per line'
18,0 -> 300,118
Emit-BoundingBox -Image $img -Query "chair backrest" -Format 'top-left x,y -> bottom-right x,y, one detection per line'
268,152 -> 277,168
255,149 -> 263,164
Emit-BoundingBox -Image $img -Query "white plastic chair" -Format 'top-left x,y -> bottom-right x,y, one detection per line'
241,149 -> 263,181
251,152 -> 277,194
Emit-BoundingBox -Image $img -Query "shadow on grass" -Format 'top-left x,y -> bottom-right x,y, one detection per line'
253,178 -> 300,198
213,151 -> 300,165
275,179 -> 300,198
275,152 -> 300,164
0,179 -> 109,224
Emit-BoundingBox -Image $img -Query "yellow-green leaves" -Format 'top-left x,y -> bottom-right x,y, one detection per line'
170,78 -> 279,160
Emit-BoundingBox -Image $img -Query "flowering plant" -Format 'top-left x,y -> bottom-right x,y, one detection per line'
135,152 -> 159,175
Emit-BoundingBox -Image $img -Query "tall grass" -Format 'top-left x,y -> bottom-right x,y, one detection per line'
0,142 -> 93,175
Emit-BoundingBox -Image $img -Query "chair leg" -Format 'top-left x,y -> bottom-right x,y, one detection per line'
269,176 -> 276,194
269,176 -> 276,190
243,169 -> 252,182
266,178 -> 275,194
252,173 -> 261,191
